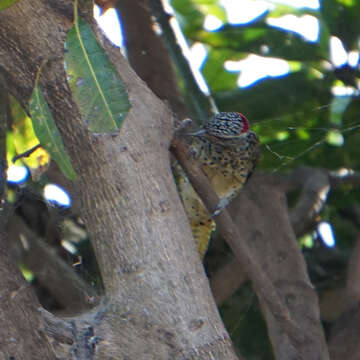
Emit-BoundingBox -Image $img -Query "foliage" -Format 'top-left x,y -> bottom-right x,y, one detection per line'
29,83 -> 77,180
220,283 -> 274,360
7,11 -> 131,178
9,97 -> 50,174
0,0 -> 19,11
2,0 -> 360,357
171,0 -> 360,357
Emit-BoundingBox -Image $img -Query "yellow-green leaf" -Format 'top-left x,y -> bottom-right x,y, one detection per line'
326,129 -> 344,147
29,86 -> 77,180
10,96 -> 50,171
0,0 -> 20,11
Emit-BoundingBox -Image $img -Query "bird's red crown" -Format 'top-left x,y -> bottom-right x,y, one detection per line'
204,112 -> 250,138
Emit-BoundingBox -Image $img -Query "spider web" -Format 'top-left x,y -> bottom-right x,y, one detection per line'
251,97 -> 360,173
219,95 -> 360,354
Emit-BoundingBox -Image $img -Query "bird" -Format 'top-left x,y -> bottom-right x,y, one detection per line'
174,112 -> 260,258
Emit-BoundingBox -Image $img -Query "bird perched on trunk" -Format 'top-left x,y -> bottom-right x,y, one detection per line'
174,112 -> 260,258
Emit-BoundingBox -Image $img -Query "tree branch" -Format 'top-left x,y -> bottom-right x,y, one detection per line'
328,233 -> 360,360
345,233 -> 360,309
115,0 -> 187,119
211,166 -> 358,305
170,136 -> 309,350
7,215 -> 100,313
0,1 -> 242,357
148,0 -> 217,123
289,169 -> 330,236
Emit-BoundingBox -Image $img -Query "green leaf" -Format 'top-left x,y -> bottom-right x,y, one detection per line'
267,4 -> 318,18
196,23 -> 327,61
171,0 -> 205,36
10,96 -> 50,171
326,129 -> 344,146
194,0 -> 227,23
65,17 -> 130,134
202,48 -> 240,92
29,85 -> 77,180
0,0 -> 19,11
321,0 -> 360,50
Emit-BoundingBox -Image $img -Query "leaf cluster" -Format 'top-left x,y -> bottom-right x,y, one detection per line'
171,0 -> 360,357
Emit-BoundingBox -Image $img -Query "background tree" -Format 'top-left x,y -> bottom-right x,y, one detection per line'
0,0 -> 359,359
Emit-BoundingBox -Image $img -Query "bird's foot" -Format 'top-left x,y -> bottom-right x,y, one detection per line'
211,198 -> 229,218
175,118 -> 192,133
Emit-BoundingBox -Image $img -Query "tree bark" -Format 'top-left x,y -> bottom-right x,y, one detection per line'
115,0 -> 187,119
171,138 -> 329,359
0,0 -> 238,358
0,232 -> 57,359
0,74 -> 56,359
230,175 -> 329,360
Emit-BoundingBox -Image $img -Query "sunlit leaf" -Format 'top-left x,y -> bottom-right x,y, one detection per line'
202,49 -> 241,92
0,0 -> 19,11
275,131 -> 289,141
195,23 -> 327,61
299,234 -> 314,248
10,96 -> 50,171
296,128 -> 310,140
29,85 -> 77,180
195,1 -> 226,23
215,71 -> 332,128
326,129 -> 344,146
6,132 -> 16,167
65,17 -> 130,133
19,264 -> 34,282
268,5 -> 319,18
338,0 -> 356,5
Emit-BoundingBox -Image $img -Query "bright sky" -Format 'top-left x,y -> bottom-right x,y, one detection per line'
44,184 -> 71,207
201,0 -> 321,87
318,221 -> 336,247
92,0 -> 356,89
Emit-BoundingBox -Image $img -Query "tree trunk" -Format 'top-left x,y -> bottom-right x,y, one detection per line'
0,0 -> 239,358
0,232 -> 57,359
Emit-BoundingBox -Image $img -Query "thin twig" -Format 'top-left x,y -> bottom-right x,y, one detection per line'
148,0 -> 217,123
12,143 -> 42,163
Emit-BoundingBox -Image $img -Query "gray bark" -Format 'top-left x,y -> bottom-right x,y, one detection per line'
0,0 -> 238,358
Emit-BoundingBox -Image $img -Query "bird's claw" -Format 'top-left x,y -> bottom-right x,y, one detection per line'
210,207 -> 222,218
210,198 -> 229,218
175,118 -> 192,133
